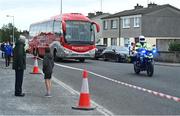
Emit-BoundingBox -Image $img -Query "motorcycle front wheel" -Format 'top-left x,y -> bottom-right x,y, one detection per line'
134,63 -> 140,74
147,62 -> 154,77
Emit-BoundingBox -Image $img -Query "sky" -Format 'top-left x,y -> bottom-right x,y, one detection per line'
0,0 -> 180,31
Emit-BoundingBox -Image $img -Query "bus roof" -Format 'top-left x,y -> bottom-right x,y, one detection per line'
30,13 -> 91,26
51,13 -> 91,22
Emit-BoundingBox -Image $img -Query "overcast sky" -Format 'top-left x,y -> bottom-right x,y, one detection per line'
0,0 -> 180,31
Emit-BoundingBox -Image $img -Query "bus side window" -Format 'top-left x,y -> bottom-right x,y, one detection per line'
53,20 -> 62,36
46,21 -> 53,33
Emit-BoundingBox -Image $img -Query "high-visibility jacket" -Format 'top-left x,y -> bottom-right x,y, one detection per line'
135,42 -> 152,51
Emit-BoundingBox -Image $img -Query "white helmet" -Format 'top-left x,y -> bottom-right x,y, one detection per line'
139,35 -> 145,43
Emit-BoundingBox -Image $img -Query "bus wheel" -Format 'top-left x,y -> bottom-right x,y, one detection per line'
33,49 -> 37,56
36,49 -> 41,58
79,58 -> 85,62
53,50 -> 58,62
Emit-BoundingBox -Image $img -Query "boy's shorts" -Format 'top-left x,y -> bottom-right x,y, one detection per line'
44,73 -> 52,79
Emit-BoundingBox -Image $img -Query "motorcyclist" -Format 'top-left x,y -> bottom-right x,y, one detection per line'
135,35 -> 152,61
133,36 -> 155,77
135,35 -> 150,50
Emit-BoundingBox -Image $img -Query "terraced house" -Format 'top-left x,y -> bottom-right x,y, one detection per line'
100,3 -> 180,51
88,11 -> 110,44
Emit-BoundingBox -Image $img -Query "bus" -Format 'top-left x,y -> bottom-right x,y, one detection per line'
28,13 -> 100,62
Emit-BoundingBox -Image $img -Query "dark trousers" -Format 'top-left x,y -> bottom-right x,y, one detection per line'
15,70 -> 24,95
1,52 -> 4,58
5,55 -> 11,67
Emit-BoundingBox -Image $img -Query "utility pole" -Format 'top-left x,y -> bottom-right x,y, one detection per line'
61,0 -> 62,15
6,15 -> 14,44
100,0 -> 102,12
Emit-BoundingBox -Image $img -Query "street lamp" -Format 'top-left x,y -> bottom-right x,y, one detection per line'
61,0 -> 62,14
6,15 -> 15,44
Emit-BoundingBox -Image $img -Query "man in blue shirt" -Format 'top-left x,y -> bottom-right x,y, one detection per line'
4,41 -> 13,67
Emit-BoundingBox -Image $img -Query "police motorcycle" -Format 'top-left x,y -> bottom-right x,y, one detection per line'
133,48 -> 156,77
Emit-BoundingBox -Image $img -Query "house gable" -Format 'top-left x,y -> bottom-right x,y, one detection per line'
142,6 -> 180,37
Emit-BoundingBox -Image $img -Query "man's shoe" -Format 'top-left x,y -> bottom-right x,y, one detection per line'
15,93 -> 25,97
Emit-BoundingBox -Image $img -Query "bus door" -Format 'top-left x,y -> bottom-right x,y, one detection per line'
46,21 -> 55,45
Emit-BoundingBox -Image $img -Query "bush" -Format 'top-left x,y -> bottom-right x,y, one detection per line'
169,41 -> 180,51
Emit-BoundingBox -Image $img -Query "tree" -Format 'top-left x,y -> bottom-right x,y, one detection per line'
169,41 -> 180,51
0,23 -> 20,43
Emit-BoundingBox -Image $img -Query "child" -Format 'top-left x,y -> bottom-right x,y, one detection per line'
43,47 -> 54,97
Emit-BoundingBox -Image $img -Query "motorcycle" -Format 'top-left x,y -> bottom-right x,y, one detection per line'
133,48 -> 156,77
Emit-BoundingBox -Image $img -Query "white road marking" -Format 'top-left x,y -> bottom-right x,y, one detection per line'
27,55 -> 180,115
55,63 -> 180,103
39,69 -> 114,116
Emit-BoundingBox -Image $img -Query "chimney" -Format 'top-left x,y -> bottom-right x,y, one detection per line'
134,3 -> 143,9
88,13 -> 95,18
96,11 -> 103,16
148,2 -> 157,8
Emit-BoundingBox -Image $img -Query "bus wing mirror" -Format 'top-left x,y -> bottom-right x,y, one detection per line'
62,21 -> 66,33
92,22 -> 100,33
60,37 -> 64,44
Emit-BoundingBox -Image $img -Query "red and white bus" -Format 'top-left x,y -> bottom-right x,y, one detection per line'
29,13 -> 100,62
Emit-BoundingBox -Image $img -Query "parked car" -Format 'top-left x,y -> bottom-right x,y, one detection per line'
101,46 -> 129,62
94,44 -> 107,59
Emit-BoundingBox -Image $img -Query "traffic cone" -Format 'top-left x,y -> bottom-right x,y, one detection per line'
72,69 -> 95,110
30,56 -> 41,74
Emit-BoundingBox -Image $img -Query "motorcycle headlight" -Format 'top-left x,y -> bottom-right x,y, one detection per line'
142,50 -> 146,54
149,53 -> 153,56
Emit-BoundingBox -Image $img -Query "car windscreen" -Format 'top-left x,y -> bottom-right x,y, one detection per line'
116,47 -> 129,52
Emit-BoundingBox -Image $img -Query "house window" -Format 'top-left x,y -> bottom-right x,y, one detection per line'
103,20 -> 108,30
122,17 -> 130,28
124,38 -> 130,47
134,17 -> 140,27
103,38 -> 107,46
111,38 -> 117,46
111,20 -> 117,29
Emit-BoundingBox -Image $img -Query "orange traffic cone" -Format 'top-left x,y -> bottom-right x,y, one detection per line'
72,69 -> 95,110
30,56 -> 41,74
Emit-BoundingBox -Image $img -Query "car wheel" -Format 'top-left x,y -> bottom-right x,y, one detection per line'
79,58 -> 85,62
103,54 -> 107,61
116,55 -> 121,62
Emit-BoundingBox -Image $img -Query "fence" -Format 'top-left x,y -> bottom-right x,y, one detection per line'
155,51 -> 180,63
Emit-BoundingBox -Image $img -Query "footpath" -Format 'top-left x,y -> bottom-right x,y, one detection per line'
0,57 -> 102,115
155,62 -> 180,67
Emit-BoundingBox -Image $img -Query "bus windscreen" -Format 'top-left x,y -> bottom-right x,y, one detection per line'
65,21 -> 95,45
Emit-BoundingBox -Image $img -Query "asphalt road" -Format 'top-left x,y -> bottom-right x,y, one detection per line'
27,58 -> 180,115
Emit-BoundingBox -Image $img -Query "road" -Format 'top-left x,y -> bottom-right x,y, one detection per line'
27,58 -> 180,115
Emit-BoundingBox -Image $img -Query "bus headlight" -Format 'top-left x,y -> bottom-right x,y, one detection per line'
89,49 -> 96,54
64,49 -> 72,54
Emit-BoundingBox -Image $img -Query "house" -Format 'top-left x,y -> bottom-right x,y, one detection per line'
88,11 -> 110,45
101,3 -> 180,50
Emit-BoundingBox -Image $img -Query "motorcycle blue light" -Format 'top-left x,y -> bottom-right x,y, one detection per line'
152,50 -> 156,53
